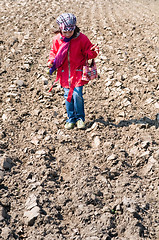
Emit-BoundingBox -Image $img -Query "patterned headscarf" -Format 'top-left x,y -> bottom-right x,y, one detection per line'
56,13 -> 76,31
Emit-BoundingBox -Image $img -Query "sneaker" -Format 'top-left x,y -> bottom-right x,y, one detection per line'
65,122 -> 75,130
76,119 -> 85,129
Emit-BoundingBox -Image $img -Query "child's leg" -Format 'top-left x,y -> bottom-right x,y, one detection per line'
64,88 -> 76,123
73,86 -> 85,122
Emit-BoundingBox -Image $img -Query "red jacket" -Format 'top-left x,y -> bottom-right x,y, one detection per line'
48,32 -> 98,88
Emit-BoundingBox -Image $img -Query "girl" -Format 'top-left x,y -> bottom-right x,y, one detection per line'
48,13 -> 99,129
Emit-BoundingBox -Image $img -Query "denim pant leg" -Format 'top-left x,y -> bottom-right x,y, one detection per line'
73,86 -> 85,122
64,88 -> 76,123
64,87 -> 85,123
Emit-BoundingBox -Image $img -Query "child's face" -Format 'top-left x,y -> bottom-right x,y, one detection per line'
62,30 -> 74,38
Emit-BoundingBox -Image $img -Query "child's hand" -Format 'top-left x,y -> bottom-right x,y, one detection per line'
48,61 -> 53,68
90,44 -> 99,54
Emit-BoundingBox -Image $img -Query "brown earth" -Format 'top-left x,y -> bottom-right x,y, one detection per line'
0,0 -> 159,239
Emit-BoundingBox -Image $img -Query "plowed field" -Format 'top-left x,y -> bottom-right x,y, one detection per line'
0,0 -> 159,239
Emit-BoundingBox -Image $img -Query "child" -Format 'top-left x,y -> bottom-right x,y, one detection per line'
48,13 -> 99,129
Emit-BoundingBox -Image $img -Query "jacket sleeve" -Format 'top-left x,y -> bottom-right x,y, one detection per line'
82,34 -> 98,60
48,36 -> 59,64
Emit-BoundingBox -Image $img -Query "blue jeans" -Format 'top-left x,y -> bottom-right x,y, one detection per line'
64,86 -> 85,123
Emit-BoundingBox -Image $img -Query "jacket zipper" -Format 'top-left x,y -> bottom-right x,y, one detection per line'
68,45 -> 71,87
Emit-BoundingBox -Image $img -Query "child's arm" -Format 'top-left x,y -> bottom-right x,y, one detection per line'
48,38 -> 59,67
82,35 -> 99,59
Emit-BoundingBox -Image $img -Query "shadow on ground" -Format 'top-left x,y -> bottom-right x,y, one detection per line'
88,116 -> 158,129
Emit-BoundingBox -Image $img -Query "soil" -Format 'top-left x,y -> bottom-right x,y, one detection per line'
0,0 -> 159,239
